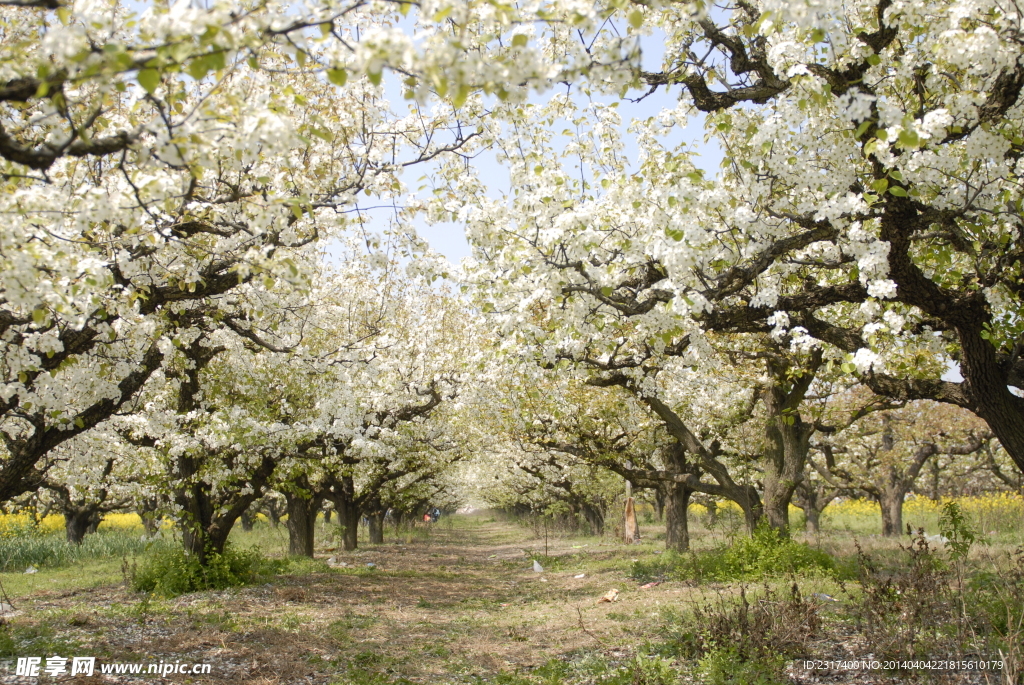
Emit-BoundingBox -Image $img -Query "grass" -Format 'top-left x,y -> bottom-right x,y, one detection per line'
0,506 -> 1020,683
0,557 -> 133,599
0,529 -> 176,573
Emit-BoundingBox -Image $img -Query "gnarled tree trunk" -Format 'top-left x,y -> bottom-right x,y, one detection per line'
284,479 -> 323,557
580,503 -> 605,536
328,475 -> 361,551
64,505 -> 103,545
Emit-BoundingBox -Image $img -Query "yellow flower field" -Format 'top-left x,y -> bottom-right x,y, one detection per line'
687,492 -> 1024,536
0,512 -> 168,538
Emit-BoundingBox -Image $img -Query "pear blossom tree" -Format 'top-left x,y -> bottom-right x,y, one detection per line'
0,0 -> 485,504
811,401 -> 995,535
429,0 -> 1024,479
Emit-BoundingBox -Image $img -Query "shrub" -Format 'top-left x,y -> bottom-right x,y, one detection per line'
130,545 -> 282,597
672,583 -> 819,684
631,522 -> 839,583
846,532 -> 955,659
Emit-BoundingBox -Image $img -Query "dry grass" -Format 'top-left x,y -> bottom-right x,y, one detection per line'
0,514 -> 688,684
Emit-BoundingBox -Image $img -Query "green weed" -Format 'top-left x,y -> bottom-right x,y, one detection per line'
130,545 -> 284,597
0,530 -> 174,572
632,522 -> 840,583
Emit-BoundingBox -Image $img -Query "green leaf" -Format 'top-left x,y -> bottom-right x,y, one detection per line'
208,50 -> 226,72
628,8 -> 643,28
841,362 -> 857,374
511,34 -> 528,47
138,68 -> 160,94
368,69 -> 383,86
32,308 -> 46,325
855,120 -> 873,139
888,186 -> 908,197
453,83 -> 470,108
187,56 -> 211,81
898,128 -> 920,148
600,286 -> 614,297
866,53 -> 881,66
327,68 -> 348,86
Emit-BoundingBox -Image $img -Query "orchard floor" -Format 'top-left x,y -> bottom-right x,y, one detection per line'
0,513 -> 1010,685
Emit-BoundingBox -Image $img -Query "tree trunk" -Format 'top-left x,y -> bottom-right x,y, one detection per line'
804,506 -> 821,534
663,482 -> 692,552
177,454 -> 222,565
760,357 -> 817,533
264,500 -> 282,528
171,344 -> 264,566
285,487 -> 322,557
703,498 -> 718,526
240,508 -> 254,532
793,481 -> 837,534
623,497 -> 640,543
661,442 -> 696,551
653,489 -> 665,522
878,489 -> 905,537
581,503 -> 604,536
142,514 -> 160,537
367,510 -> 385,544
139,498 -> 161,537
64,506 -> 102,544
742,494 -> 765,533
328,475 -> 361,551
174,453 -> 270,565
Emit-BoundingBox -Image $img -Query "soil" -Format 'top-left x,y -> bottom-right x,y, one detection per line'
0,515 -> 1011,684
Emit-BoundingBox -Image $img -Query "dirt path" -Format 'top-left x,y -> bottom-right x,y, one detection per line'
1,514 -> 673,684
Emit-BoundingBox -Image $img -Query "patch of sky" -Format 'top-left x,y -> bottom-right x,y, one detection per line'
347,42 -> 722,266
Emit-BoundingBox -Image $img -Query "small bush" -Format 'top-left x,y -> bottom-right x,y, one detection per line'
672,583 -> 819,684
847,532 -> 955,659
631,522 -> 838,583
131,545 -> 281,597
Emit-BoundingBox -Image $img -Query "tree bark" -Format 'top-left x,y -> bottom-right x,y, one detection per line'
367,510 -> 385,544
878,487 -> 906,537
580,503 -> 605,536
64,506 -> 103,544
760,353 -> 820,532
284,484 -> 322,557
328,475 -> 361,551
661,441 -> 696,551
663,482 -> 692,552
653,489 -> 665,521
240,508 -> 255,532
792,479 -> 839,534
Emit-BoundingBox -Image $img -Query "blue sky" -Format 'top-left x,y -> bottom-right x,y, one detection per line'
395,31 -> 725,265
